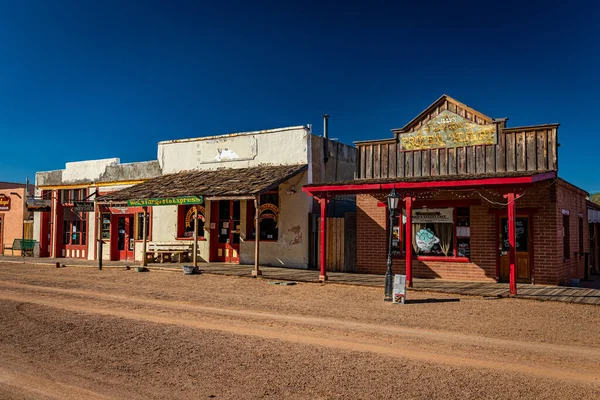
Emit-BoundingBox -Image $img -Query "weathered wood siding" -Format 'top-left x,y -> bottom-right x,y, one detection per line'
356,126 -> 558,179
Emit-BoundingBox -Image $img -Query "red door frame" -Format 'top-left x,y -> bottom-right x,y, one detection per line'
493,208 -> 536,285
61,211 -> 89,259
209,201 -> 240,263
111,214 -> 135,261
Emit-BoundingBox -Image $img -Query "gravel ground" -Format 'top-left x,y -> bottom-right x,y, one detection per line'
0,262 -> 598,399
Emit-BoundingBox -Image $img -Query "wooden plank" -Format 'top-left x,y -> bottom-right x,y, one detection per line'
421,149 -> 430,177
466,147 -> 475,174
360,146 -> 367,179
340,218 -> 345,272
505,132 -> 516,171
439,148 -> 448,176
414,151 -> 422,177
526,131 -> 536,171
373,144 -> 381,179
381,143 -> 389,179
476,146 -> 486,174
485,145 -> 495,173
338,218 -> 343,272
405,151 -> 413,177
327,218 -> 333,270
333,218 -> 339,271
537,130 -> 547,170
496,128 -> 506,172
356,145 -> 362,179
365,145 -> 373,178
397,149 -> 405,178
549,128 -> 558,170
457,147 -> 466,175
431,148 -> 439,176
389,142 -> 397,178
448,102 -> 457,113
516,132 -> 526,171
448,148 -> 456,175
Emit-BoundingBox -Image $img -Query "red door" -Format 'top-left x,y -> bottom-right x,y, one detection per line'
115,215 -> 135,261
211,200 -> 240,263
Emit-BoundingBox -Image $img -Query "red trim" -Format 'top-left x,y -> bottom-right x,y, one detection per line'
319,198 -> 327,281
506,192 -> 517,296
495,213 -> 500,281
404,196 -> 413,287
303,172 -> 557,196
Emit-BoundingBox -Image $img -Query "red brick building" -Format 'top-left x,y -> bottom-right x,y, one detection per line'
304,95 -> 588,291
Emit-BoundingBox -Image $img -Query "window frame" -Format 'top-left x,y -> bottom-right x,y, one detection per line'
389,206 -> 470,263
176,204 -> 206,240
246,192 -> 279,242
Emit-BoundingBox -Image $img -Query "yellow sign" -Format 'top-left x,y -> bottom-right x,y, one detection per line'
400,110 -> 496,151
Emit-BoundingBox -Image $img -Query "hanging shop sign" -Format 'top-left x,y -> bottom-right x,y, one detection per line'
185,205 -> 206,228
404,208 -> 454,224
73,201 -> 95,212
258,203 -> 279,228
0,195 -> 10,211
26,198 -> 52,212
127,196 -> 203,207
399,110 -> 497,151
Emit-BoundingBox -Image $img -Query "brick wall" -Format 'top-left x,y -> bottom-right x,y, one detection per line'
355,179 -> 588,285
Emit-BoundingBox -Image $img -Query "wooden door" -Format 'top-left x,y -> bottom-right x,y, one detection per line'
212,200 -> 240,263
499,216 -> 531,283
116,216 -> 134,261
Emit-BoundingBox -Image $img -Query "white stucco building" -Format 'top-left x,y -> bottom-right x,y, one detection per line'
34,125 -> 355,269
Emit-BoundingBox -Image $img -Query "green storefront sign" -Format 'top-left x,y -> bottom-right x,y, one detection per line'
127,196 -> 203,207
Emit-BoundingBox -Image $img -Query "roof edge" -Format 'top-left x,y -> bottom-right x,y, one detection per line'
158,126 -> 309,145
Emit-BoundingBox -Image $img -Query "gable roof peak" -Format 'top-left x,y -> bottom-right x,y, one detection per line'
394,94 -> 493,133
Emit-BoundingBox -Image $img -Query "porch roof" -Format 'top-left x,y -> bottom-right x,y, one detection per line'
97,164 -> 307,204
303,170 -> 556,196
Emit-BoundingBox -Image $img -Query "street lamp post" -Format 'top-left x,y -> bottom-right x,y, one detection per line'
385,188 -> 400,302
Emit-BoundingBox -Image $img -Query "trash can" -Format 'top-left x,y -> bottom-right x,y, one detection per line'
393,274 -> 406,304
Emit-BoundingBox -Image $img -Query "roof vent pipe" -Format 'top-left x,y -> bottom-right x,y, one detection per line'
323,114 -> 329,139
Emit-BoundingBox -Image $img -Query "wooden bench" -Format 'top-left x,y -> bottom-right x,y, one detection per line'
147,242 -> 194,263
3,239 -> 36,257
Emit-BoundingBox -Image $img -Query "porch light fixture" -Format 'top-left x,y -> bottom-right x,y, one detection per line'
385,188 -> 400,301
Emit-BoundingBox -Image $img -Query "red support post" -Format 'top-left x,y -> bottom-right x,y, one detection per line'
505,192 -> 517,296
319,197 -> 328,282
404,196 -> 413,288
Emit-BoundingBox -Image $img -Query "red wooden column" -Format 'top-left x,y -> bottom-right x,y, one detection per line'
319,197 -> 328,282
505,192 -> 517,296
404,196 -> 413,288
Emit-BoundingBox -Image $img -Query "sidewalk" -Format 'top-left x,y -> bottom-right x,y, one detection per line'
1,255 -> 599,305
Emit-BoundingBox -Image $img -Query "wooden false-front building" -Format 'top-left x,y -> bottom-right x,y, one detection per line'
304,95 -> 588,292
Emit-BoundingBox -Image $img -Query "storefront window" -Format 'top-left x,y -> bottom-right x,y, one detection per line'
135,212 -> 150,240
390,207 -> 470,259
177,204 -> 205,239
247,193 -> 279,240
101,214 -> 111,239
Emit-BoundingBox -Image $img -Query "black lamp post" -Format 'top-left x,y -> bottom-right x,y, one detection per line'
385,188 -> 400,301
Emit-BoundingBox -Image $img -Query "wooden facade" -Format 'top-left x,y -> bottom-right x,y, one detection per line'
356,96 -> 558,180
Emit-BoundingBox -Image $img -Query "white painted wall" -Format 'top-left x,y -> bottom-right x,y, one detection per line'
158,127 -> 310,174
239,172 -> 311,268
62,158 -> 119,183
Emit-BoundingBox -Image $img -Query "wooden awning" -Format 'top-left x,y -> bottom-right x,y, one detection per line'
97,164 -> 307,204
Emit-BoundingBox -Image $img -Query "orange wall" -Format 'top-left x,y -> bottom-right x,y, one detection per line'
0,187 -> 27,255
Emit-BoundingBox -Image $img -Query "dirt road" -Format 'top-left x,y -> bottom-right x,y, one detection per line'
0,263 -> 598,399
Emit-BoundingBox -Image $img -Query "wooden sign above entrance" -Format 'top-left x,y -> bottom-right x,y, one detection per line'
399,110 -> 497,151
127,196 -> 203,207
0,194 -> 10,211
26,198 -> 51,212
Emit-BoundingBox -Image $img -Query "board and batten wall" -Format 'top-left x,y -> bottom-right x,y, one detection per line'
356,100 -> 558,180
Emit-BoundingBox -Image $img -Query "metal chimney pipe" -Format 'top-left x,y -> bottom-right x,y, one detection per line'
323,114 -> 329,139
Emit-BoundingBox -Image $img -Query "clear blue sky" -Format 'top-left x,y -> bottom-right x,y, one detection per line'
1,1 -> 599,191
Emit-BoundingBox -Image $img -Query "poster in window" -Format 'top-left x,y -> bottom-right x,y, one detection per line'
502,218 -> 528,252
